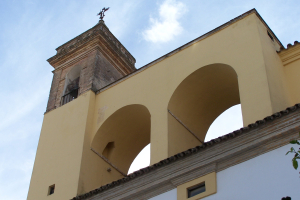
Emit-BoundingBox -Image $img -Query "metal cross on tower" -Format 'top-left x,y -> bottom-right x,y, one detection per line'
97,7 -> 110,20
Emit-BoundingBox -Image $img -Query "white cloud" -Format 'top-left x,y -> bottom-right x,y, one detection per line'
142,0 -> 187,43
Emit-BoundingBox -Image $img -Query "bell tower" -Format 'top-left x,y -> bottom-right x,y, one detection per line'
27,17 -> 136,200
46,19 -> 136,112
28,8 -> 298,200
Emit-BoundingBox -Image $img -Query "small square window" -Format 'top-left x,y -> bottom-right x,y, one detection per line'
48,184 -> 55,195
188,182 -> 206,198
177,172 -> 216,200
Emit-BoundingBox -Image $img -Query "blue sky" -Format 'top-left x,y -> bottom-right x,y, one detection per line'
0,1 -> 299,199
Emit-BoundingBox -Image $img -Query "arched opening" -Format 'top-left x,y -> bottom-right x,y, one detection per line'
128,143 -> 150,174
205,104 -> 243,142
61,65 -> 81,105
168,63 -> 240,155
91,104 -> 151,175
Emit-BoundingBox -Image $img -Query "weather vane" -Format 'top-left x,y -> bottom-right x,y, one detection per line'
97,7 -> 110,20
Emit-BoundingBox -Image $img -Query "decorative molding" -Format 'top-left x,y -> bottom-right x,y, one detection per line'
278,41 -> 299,53
47,21 -> 136,73
170,163 -> 216,186
278,41 -> 300,66
118,182 -> 175,200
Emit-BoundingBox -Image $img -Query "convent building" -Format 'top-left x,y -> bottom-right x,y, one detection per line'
27,9 -> 300,200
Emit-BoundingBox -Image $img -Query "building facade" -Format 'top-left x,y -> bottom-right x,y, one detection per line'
27,9 -> 300,200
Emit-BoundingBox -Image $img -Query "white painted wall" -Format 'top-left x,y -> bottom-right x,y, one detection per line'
149,144 -> 300,200
149,189 -> 177,200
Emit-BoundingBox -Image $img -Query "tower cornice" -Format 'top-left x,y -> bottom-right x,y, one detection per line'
47,21 -> 136,73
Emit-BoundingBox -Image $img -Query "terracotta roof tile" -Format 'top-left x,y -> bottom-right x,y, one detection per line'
278,40 -> 300,52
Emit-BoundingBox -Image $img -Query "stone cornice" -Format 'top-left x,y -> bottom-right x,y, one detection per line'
278,41 -> 300,66
47,21 -> 136,73
50,45 -> 99,72
73,104 -> 300,200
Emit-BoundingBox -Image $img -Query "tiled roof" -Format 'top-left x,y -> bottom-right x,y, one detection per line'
71,103 -> 300,200
278,40 -> 300,52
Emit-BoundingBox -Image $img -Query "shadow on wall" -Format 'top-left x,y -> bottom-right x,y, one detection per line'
128,105 -> 243,174
91,104 -> 151,174
168,63 -> 241,156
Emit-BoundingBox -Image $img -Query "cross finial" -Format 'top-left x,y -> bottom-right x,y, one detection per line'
97,7 -> 110,20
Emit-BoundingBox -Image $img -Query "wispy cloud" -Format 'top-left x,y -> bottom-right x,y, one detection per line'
142,0 -> 187,43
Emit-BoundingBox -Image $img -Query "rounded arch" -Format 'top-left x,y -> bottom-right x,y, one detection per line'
91,104 -> 151,174
168,63 -> 240,155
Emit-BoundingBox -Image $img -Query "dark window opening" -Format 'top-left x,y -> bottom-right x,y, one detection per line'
48,184 -> 55,195
61,77 -> 80,105
267,31 -> 274,41
187,182 -> 206,198
61,88 -> 79,105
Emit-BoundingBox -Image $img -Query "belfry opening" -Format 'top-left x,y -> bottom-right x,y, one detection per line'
62,65 -> 81,105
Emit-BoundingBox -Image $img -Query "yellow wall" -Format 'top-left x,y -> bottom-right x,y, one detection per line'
285,59 -> 300,104
28,13 -> 300,200
27,91 -> 95,200
91,13 -> 283,164
255,17 -> 292,112
281,45 -> 300,104
168,64 -> 240,155
78,104 -> 151,194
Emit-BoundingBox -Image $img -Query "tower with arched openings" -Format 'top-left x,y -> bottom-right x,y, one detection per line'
27,9 -> 300,200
